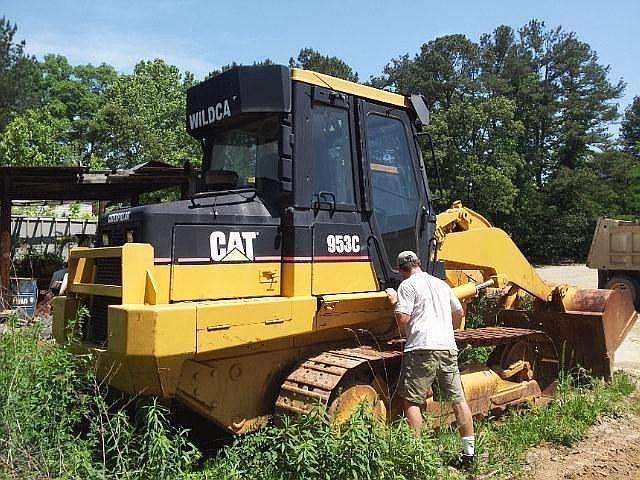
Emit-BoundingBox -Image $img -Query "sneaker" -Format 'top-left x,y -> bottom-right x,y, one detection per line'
460,453 -> 475,469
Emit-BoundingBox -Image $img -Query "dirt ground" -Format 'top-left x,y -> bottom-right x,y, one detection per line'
524,388 -> 640,480
524,265 -> 640,480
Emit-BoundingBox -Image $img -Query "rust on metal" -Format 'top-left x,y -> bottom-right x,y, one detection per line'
275,326 -> 558,419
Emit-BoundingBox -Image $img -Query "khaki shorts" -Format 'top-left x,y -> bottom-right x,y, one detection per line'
397,349 -> 465,405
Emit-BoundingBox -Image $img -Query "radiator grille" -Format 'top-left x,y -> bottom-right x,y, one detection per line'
85,295 -> 119,346
95,258 -> 122,285
107,229 -> 126,246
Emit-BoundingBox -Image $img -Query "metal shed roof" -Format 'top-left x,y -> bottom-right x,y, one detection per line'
0,162 -> 192,201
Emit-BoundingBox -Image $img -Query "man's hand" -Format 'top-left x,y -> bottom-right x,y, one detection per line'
385,288 -> 398,306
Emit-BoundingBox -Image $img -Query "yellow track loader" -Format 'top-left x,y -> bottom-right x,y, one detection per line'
53,66 -> 637,433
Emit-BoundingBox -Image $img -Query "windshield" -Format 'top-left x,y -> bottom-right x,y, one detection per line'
208,115 -> 280,193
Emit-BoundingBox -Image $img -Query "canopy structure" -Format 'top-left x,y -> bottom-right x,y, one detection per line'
0,162 -> 194,298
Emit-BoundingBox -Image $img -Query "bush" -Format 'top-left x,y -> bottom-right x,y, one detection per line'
199,408 -> 450,480
0,319 -> 635,479
0,318 -> 199,479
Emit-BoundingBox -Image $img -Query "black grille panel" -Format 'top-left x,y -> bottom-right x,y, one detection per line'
95,258 -> 122,285
86,295 -> 119,346
99,225 -> 137,247
107,229 -> 126,246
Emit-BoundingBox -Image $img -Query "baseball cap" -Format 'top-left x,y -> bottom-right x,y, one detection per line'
396,250 -> 419,269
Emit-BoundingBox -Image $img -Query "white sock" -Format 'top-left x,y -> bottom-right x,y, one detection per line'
461,436 -> 475,456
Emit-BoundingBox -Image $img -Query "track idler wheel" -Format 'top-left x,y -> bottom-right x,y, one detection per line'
328,383 -> 387,426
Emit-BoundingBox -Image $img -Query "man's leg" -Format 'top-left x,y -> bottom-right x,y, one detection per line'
397,350 -> 435,436
438,350 -> 475,463
452,400 -> 474,437
402,398 -> 423,435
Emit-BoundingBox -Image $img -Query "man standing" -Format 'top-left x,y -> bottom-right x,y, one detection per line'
386,251 -> 475,465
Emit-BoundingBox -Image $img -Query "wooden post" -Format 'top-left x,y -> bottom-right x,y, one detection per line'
0,177 -> 11,307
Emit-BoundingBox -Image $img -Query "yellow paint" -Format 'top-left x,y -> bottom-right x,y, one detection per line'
69,283 -> 122,297
315,291 -> 394,331
176,347 -> 305,433
108,303 -> 197,357
195,296 -> 316,352
291,68 -> 410,108
312,261 -> 378,295
151,264 -> 171,303
438,227 -> 552,301
144,270 -> 158,305
170,262 -> 281,301
281,261 -> 311,297
121,244 -> 154,304
65,243 -> 155,304
96,303 -> 197,395
444,269 -> 485,288
436,201 -> 492,238
68,256 -> 93,285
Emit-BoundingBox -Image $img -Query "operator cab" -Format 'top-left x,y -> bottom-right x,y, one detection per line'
187,65 -> 436,290
100,65 -> 435,299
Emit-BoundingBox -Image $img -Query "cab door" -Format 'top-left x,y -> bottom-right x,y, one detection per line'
360,100 -> 434,288
296,84 -> 378,295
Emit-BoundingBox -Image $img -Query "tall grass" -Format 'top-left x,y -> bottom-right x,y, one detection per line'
195,409 -> 451,480
0,319 -> 635,479
0,318 -> 199,479
195,374 -> 635,480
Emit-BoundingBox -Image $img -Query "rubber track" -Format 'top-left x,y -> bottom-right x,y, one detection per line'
274,326 -> 546,416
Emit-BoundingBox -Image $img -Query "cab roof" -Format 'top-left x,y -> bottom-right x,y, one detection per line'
291,68 -> 410,109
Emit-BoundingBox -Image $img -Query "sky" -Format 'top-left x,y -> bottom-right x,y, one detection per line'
3,0 -> 640,118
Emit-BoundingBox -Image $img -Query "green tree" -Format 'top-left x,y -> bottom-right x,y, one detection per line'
621,96 -> 640,157
375,34 -> 519,219
93,59 -> 200,169
0,108 -> 75,166
0,17 -> 41,130
206,58 -> 274,80
39,54 -> 118,163
289,48 -> 359,82
425,96 -> 524,219
372,35 -> 480,109
479,21 -> 624,179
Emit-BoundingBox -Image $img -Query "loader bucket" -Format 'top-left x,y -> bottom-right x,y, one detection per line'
500,287 -> 637,378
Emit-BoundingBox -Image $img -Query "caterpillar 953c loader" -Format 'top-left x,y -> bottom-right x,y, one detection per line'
53,65 -> 637,433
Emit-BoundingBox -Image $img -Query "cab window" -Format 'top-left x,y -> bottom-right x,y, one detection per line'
366,114 -> 420,259
311,104 -> 356,206
208,115 -> 279,194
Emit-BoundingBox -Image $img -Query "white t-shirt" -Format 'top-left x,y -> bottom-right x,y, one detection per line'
394,271 -> 463,352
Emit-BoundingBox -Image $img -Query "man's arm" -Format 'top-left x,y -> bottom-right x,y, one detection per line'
450,288 -> 465,329
451,307 -> 465,327
386,286 -> 414,336
394,312 -> 411,335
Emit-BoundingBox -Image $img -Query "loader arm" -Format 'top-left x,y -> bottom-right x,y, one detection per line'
436,201 -> 637,378
438,227 -> 553,301
436,201 -> 553,301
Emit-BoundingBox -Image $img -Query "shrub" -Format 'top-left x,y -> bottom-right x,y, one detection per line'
0,317 -> 635,480
0,318 -> 199,479
200,409 -> 452,480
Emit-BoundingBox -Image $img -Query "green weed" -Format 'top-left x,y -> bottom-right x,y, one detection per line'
0,318 -> 199,479
194,408 -> 456,480
0,320 -> 635,480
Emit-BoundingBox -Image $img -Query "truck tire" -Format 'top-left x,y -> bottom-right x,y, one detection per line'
604,275 -> 640,310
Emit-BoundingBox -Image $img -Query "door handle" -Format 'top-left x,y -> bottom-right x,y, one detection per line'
313,191 -> 336,212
